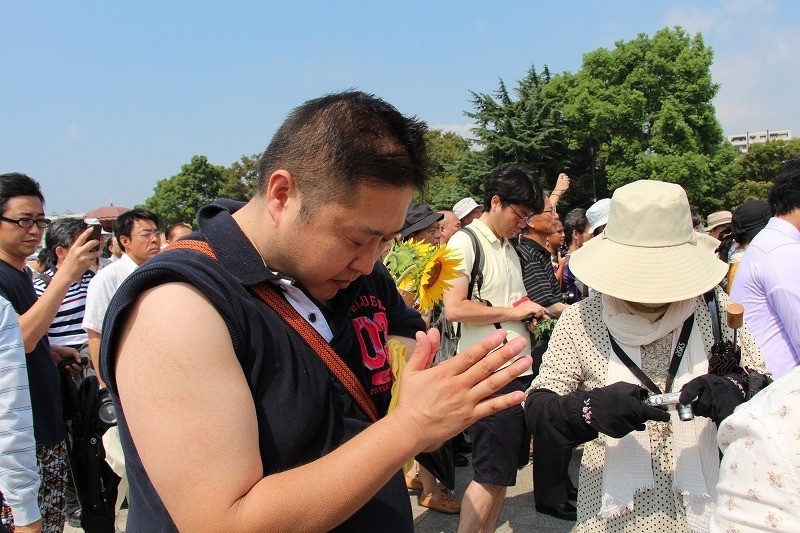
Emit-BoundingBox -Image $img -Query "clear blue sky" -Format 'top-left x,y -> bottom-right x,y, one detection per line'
3,1 -> 798,215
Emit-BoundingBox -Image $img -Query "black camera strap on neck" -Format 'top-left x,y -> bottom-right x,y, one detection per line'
607,313 -> 695,395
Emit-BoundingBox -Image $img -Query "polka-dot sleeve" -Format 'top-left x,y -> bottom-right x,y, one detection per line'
531,300 -> 587,395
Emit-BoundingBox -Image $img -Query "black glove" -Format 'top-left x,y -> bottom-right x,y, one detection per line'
568,382 -> 671,439
744,370 -> 772,400
678,374 -> 746,425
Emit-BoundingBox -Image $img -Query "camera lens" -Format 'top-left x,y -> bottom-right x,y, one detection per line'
677,404 -> 694,421
98,399 -> 117,426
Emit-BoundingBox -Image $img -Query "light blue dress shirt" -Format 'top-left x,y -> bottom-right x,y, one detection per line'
731,217 -> 800,378
0,294 -> 41,525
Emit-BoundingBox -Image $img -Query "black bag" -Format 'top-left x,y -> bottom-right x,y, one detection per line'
416,440 -> 456,491
60,366 -> 120,533
431,305 -> 457,364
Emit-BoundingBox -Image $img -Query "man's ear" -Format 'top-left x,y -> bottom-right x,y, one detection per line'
54,246 -> 67,262
263,170 -> 299,222
490,195 -> 502,212
118,234 -> 132,250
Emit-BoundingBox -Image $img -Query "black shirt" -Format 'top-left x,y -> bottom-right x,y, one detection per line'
100,200 -> 425,532
0,259 -> 65,446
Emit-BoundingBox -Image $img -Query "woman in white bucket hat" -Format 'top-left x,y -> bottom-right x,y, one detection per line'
524,180 -> 767,532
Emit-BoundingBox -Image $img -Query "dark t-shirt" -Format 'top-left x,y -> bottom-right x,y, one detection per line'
0,259 -> 64,446
100,200 -> 425,532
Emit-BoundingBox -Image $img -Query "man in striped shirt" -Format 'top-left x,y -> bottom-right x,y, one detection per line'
33,217 -> 96,352
32,217 -> 95,528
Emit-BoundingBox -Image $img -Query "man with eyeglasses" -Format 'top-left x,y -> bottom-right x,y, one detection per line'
82,207 -> 161,521
0,172 -> 100,533
443,165 -> 547,533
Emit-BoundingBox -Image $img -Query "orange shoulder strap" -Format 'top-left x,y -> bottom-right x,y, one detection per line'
167,239 -> 380,422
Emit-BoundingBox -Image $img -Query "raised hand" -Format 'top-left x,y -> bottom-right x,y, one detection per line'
57,226 -> 101,282
393,329 -> 531,450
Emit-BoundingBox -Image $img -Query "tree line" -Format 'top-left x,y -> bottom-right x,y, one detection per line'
143,26 -> 799,228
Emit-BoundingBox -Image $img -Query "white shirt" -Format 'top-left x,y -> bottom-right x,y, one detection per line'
711,365 -> 800,532
448,219 -> 532,371
82,253 -> 139,334
0,295 -> 41,526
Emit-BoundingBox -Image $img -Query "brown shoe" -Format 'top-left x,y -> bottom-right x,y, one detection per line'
405,474 -> 423,492
418,491 -> 461,514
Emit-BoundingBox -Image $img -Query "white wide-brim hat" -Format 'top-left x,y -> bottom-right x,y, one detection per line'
570,180 -> 728,304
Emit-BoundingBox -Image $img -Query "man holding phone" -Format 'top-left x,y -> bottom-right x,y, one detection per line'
443,166 -> 547,533
34,217 -> 99,358
0,173 -> 99,532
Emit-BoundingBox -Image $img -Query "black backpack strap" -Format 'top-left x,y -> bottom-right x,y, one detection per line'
456,226 -> 503,333
461,226 -> 484,302
455,226 -> 489,337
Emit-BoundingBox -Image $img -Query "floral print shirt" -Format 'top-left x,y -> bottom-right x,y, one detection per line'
711,365 -> 800,532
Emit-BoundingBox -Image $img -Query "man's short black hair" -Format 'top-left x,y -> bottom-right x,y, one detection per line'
482,165 -> 544,214
563,208 -> 588,248
769,156 -> 800,216
258,91 -> 430,220
45,217 -> 89,266
0,172 -> 45,214
113,208 -> 160,254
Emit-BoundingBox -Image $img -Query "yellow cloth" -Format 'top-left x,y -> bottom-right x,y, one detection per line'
386,339 -> 415,475
387,339 -> 408,413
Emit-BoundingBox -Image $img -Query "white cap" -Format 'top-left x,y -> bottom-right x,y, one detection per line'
453,197 -> 480,220
586,198 -> 611,234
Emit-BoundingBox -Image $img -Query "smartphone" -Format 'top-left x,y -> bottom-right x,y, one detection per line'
513,296 -> 530,307
85,217 -> 103,252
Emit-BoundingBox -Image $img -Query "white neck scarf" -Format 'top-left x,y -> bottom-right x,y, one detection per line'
600,294 -> 718,532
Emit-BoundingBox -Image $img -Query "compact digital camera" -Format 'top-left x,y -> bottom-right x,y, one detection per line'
644,391 -> 694,421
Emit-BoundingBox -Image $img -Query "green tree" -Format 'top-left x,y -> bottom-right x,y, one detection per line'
465,66 -> 567,183
220,153 -> 261,201
555,27 -> 734,213
143,155 -> 226,227
420,129 -> 471,210
726,180 -> 773,208
731,139 -> 800,185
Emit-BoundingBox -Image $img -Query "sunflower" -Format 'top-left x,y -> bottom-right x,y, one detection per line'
417,245 -> 461,312
384,238 -> 433,291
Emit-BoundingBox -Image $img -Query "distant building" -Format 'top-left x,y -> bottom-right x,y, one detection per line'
728,129 -> 793,153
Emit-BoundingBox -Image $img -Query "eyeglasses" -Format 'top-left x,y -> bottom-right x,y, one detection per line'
0,216 -> 51,229
507,205 -> 534,224
133,231 -> 162,241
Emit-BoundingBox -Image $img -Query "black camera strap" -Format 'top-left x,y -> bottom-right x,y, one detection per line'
607,314 -> 695,395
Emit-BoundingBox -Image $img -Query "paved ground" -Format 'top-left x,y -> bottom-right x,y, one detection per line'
411,447 -> 581,533
65,448 -> 581,532
64,508 -> 127,533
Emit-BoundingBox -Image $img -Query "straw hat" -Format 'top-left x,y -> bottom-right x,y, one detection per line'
704,210 -> 732,232
569,180 -> 727,304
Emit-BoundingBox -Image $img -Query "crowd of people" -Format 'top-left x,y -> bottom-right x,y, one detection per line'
0,90 -> 799,533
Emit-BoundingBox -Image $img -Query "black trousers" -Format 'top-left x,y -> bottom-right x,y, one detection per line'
531,336 -> 575,507
532,440 -> 574,507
